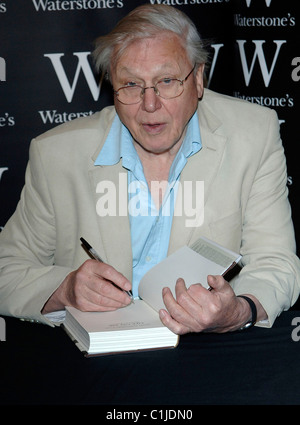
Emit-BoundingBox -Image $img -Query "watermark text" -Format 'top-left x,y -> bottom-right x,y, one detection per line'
95,173 -> 204,228
0,317 -> 6,341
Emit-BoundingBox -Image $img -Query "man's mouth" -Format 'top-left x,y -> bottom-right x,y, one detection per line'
142,122 -> 166,133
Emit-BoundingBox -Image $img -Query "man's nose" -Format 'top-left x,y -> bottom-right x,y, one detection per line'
141,87 -> 161,112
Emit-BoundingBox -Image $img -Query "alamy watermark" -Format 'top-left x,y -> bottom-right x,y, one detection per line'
95,173 -> 204,228
0,57 -> 6,81
0,317 -> 5,341
291,317 -> 300,342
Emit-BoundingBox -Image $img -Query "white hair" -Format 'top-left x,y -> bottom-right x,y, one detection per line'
92,4 -> 209,81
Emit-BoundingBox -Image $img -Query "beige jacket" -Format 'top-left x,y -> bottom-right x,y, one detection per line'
0,89 -> 299,326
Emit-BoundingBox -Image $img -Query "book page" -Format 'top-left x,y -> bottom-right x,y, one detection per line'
138,246 -> 221,312
190,236 -> 241,268
66,300 -> 164,333
139,240 -> 241,313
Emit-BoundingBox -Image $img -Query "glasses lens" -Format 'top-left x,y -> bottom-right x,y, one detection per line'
115,78 -> 185,104
156,79 -> 183,99
117,86 -> 142,104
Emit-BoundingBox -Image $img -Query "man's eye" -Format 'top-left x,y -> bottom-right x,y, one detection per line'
161,78 -> 173,85
126,82 -> 138,87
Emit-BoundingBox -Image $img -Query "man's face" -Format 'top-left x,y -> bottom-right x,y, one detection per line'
111,33 -> 204,155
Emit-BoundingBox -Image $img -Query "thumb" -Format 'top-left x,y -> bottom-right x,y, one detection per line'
207,275 -> 224,291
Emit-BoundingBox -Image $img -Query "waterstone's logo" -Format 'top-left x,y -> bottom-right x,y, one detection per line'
31,0 -> 124,11
96,173 -> 205,228
42,42 -> 286,103
44,52 -> 99,103
236,40 -> 286,87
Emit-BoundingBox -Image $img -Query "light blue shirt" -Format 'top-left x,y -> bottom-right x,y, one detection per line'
94,112 -> 202,297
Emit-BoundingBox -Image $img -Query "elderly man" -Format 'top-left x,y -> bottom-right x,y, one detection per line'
0,5 -> 299,334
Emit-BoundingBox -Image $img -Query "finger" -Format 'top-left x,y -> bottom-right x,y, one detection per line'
175,278 -> 207,316
72,260 -> 132,311
89,260 -> 133,303
206,275 -> 227,292
175,278 -> 206,301
91,276 -> 132,305
162,285 -> 177,309
92,262 -> 132,293
174,278 -> 198,310
159,309 -> 191,335
162,286 -> 204,332
72,280 -> 132,312
187,282 -> 212,305
79,285 -> 131,311
173,279 -> 220,331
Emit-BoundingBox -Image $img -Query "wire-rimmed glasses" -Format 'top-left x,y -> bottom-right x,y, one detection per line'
113,65 -> 196,105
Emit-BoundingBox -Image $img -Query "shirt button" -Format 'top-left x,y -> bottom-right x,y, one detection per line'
145,256 -> 152,262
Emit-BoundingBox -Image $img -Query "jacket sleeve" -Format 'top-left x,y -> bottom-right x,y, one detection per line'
0,139 -> 72,325
230,109 -> 300,327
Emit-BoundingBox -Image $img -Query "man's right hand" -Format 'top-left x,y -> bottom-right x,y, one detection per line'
42,260 -> 132,314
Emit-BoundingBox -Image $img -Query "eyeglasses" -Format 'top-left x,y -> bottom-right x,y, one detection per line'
113,65 -> 196,105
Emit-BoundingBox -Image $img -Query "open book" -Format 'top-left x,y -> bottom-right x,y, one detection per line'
63,237 -> 242,356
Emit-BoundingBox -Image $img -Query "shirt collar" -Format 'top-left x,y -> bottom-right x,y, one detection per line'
94,111 -> 202,174
94,114 -> 132,166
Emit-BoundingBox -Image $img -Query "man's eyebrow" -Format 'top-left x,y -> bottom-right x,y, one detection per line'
118,64 -> 179,78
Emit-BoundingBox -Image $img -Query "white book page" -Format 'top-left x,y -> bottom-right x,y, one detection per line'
139,246 -> 224,312
190,236 -> 242,268
65,300 -> 164,334
139,238 -> 241,313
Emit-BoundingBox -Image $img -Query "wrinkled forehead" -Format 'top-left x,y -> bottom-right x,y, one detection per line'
111,33 -> 190,77
111,31 -> 188,71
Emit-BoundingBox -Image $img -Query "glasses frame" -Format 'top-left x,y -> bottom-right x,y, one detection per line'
113,64 -> 196,105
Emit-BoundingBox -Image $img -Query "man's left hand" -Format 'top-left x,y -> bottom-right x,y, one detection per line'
159,275 -> 258,334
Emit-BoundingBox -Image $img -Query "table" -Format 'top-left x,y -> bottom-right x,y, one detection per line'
1,310 -> 300,406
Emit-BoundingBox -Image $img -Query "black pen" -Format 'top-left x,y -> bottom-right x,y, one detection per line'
80,237 -> 133,299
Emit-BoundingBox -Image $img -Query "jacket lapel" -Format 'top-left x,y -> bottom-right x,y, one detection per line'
168,100 -> 228,254
88,150 -> 133,281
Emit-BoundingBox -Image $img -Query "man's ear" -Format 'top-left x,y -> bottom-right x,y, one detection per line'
195,63 -> 205,99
